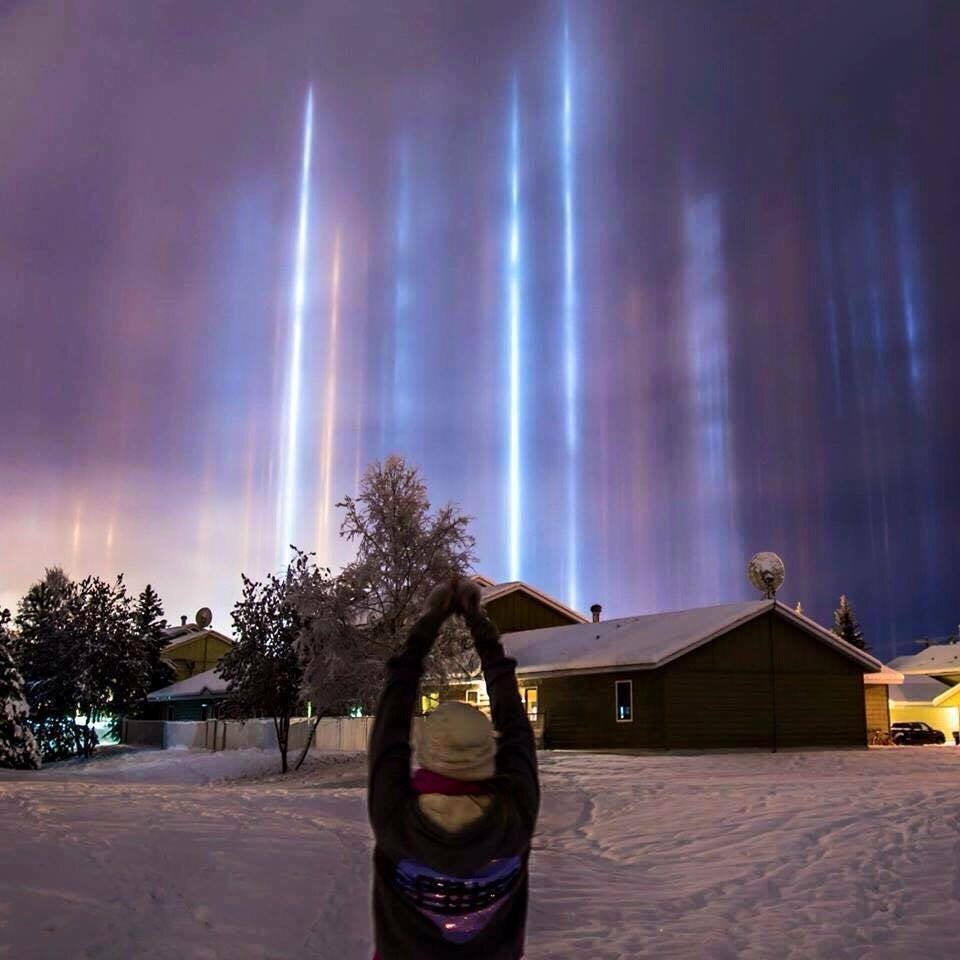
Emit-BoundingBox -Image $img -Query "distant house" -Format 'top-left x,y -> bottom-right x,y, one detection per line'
146,667 -> 229,722
885,643 -> 960,741
142,610 -> 234,720
159,616 -> 233,682
433,599 -> 884,750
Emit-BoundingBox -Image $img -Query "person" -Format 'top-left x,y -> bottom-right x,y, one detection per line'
368,576 -> 540,959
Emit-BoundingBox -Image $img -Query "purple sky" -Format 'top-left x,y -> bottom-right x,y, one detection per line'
2,1 -> 958,659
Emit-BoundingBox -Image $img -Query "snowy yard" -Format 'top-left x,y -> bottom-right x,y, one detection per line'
3,747 -> 960,959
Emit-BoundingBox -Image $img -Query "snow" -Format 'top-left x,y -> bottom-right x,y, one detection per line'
146,667 -> 227,701
3,747 -> 960,958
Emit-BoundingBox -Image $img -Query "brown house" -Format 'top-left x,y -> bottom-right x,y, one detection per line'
436,599 -> 884,750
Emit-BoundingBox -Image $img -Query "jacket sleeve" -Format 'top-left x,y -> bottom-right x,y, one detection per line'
367,612 -> 443,839
465,610 -> 540,835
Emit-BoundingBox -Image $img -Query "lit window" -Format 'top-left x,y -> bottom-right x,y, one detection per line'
615,680 -> 633,722
420,692 -> 440,714
523,687 -> 538,720
466,690 -> 479,705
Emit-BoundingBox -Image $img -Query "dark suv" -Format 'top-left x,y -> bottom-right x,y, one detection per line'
891,721 -> 946,745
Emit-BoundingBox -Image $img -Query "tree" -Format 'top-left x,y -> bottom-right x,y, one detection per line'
219,570 -> 304,773
833,594 -> 867,651
0,609 -> 41,770
14,568 -> 96,759
133,584 -> 173,695
295,456 -> 478,769
335,454 -> 477,669
107,584 -> 175,738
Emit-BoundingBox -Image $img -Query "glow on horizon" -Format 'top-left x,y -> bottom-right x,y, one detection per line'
507,81 -> 522,581
561,12 -> 579,611
318,231 -> 342,562
277,85 -> 314,569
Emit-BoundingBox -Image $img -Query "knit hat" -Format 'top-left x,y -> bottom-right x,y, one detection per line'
414,700 -> 497,781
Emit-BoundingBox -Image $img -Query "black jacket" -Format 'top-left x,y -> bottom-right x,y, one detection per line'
368,609 -> 540,959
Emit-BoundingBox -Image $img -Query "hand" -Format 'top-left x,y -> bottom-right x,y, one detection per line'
453,577 -> 483,619
421,579 -> 457,620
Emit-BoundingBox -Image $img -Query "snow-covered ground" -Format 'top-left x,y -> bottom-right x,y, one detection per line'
3,746 -> 960,959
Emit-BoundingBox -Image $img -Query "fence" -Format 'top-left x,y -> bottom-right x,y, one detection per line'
122,714 -> 542,752
122,716 -> 374,753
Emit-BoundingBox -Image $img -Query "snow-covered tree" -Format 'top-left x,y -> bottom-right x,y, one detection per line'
0,609 -> 40,770
219,570 -> 305,774
14,568 -> 91,759
833,594 -> 867,651
133,584 -> 173,696
334,454 -> 476,671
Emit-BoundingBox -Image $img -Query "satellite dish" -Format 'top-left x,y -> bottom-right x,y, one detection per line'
747,552 -> 785,599
195,607 -> 213,629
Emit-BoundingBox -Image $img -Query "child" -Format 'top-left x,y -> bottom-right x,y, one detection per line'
368,577 -> 539,959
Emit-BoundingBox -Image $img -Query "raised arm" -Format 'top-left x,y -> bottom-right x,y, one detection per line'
367,585 -> 453,837
458,584 -> 540,834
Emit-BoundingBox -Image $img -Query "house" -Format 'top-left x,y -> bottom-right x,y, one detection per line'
159,614 -> 234,682
431,599 -> 884,750
863,663 -> 903,737
145,667 -> 229,721
474,575 -> 588,632
884,642 -> 960,740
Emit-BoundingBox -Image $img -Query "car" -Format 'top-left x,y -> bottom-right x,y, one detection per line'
890,721 -> 946,745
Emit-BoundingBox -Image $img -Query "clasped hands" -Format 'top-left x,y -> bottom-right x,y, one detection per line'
421,576 -> 483,622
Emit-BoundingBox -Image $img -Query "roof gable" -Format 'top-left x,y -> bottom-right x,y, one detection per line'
480,580 -> 587,624
501,600 -> 882,677
162,628 -> 234,657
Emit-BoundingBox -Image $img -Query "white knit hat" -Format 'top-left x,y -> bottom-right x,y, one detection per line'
414,700 -> 497,781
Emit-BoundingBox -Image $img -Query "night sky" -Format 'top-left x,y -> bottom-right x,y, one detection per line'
3,1 -> 958,661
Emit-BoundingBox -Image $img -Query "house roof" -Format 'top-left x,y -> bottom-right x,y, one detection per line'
479,579 -> 588,624
864,663 -> 904,686
161,628 -> 234,658
147,667 -> 229,702
888,675 -> 956,704
889,644 -> 960,677
499,599 -> 883,678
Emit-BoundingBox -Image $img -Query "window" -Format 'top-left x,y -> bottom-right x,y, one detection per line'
166,705 -> 175,721
523,687 -> 538,721
615,680 -> 633,722
466,690 -> 479,705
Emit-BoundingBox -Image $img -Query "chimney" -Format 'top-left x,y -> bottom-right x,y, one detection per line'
181,615 -> 188,627
590,603 -> 602,623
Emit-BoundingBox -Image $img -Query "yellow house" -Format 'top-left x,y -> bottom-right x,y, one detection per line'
889,676 -> 960,741
159,615 -> 234,682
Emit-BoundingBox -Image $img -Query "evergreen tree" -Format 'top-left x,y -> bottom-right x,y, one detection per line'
14,568 -> 88,759
133,584 -> 173,696
219,571 -> 305,774
0,609 -> 40,770
833,594 -> 867,651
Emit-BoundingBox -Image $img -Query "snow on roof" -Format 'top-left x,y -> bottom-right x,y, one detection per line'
501,600 -> 883,677
864,663 -> 904,686
147,667 -> 228,701
889,644 -> 960,676
888,675 -> 956,704
480,580 -> 588,624
161,628 -> 234,657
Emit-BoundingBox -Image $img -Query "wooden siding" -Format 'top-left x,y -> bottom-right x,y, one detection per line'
164,633 -> 232,681
538,610 -> 868,750
539,671 -> 662,749
485,592 -> 577,633
864,684 -> 890,734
